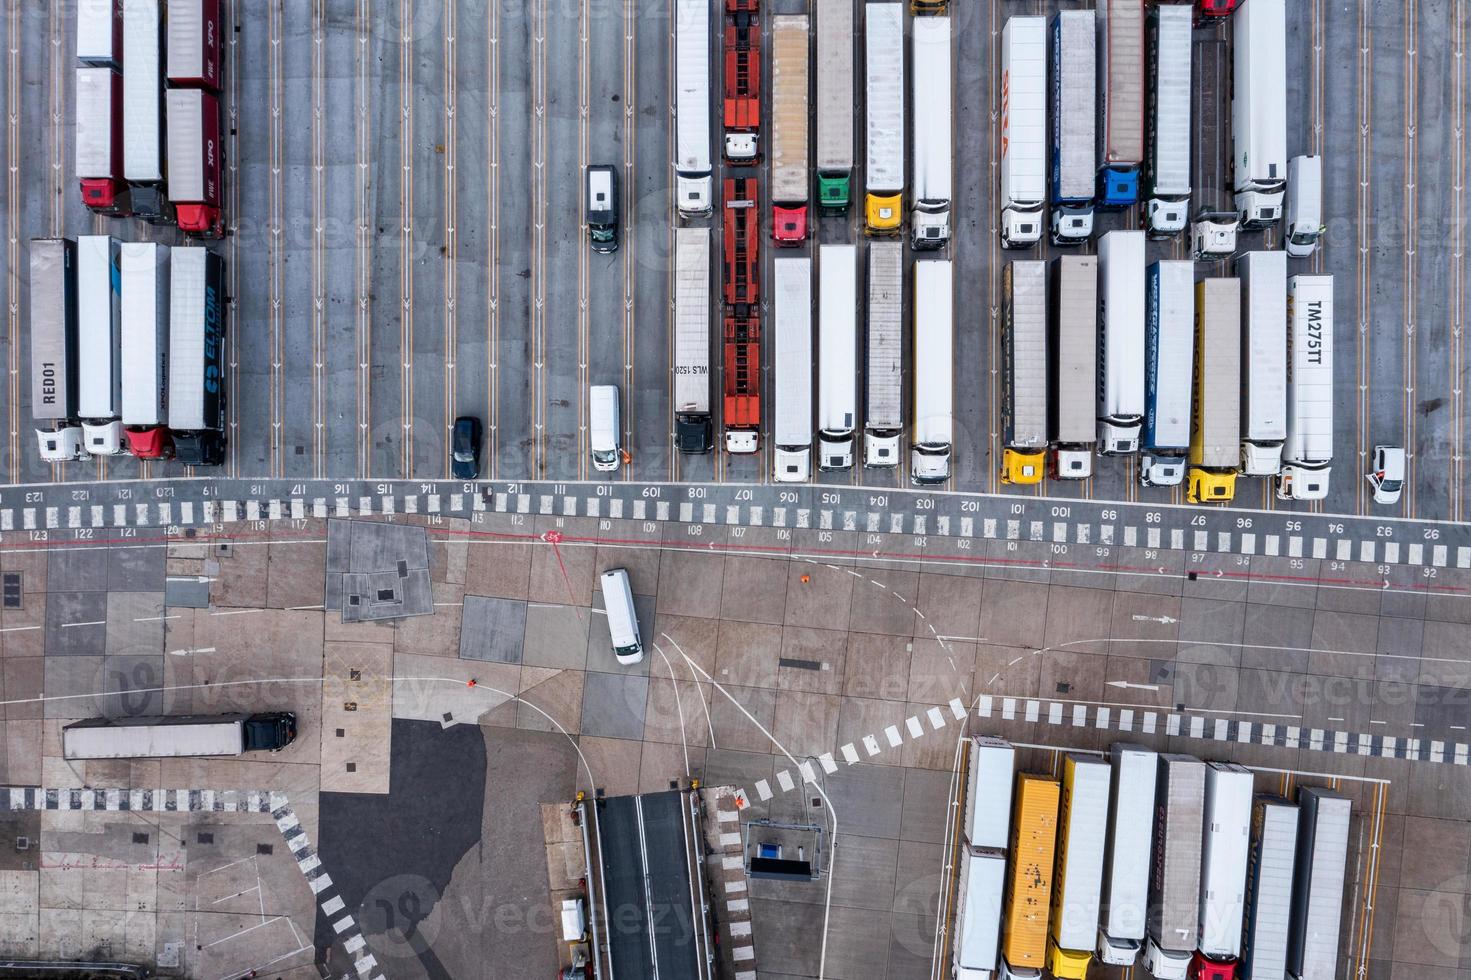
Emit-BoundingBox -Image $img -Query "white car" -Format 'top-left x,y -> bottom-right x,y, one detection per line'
1367,446 -> 1405,505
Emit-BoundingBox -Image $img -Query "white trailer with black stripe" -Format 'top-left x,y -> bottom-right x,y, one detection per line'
29,239 -> 85,462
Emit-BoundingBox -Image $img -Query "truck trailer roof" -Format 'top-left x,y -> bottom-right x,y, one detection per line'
1049,255 -> 1098,445
1283,275 -> 1335,466
672,228 -> 711,416
773,257 -> 814,447
864,3 -> 904,194
1144,260 -> 1195,452
1052,11 -> 1096,204
865,241 -> 904,431
1003,261 -> 1049,450
814,0 -> 854,171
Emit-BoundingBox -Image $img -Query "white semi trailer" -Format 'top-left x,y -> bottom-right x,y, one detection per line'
911,15 -> 952,248
774,257 -> 814,482
1097,231 -> 1146,454
911,260 -> 953,483
674,0 -> 712,216
77,235 -> 125,455
864,241 -> 904,467
1232,0 -> 1287,228
1000,16 -> 1046,249
1277,275 -> 1335,501
817,245 -> 857,469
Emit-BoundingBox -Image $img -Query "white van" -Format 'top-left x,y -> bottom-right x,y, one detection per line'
589,385 -> 621,472
1284,155 -> 1323,258
599,568 -> 643,664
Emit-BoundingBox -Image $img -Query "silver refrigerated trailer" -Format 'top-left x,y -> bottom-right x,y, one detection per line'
1287,788 -> 1351,980
864,241 -> 904,467
29,239 -> 85,462
1144,754 -> 1205,980
817,245 -> 857,469
77,235 -> 124,456
1049,255 -> 1098,479
1097,744 -> 1158,967
63,712 -> 297,760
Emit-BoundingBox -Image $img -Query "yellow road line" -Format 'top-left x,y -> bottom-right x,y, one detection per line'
1355,3 -> 1373,516
8,1 -> 21,483
312,0 -> 326,479
488,0 -> 500,479
444,2 -> 458,479
1455,0 -> 1467,522
532,0 -> 548,477
622,0 -> 636,480
48,2 -> 61,484
666,10 -> 678,483
1403,2 -> 1418,518
578,0 -> 590,481
225,0 -> 240,477
986,5 -> 999,497
356,0 -> 372,478
271,0 -> 285,478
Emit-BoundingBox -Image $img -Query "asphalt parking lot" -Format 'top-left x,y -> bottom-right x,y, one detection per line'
0,1 -> 1467,522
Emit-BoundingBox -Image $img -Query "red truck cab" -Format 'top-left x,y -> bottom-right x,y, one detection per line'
124,427 -> 173,459
772,206 -> 807,246
1195,0 -> 1240,19
1189,952 -> 1237,980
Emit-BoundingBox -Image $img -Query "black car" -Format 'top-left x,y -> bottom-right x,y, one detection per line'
451,416 -> 482,480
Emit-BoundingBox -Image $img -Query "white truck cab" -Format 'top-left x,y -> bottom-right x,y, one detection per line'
83,421 -> 124,456
1142,938 -> 1191,980
1284,155 -> 1324,258
910,445 -> 950,485
1191,216 -> 1238,259
1050,208 -> 1094,245
37,427 -> 86,462
724,133 -> 757,163
1096,930 -> 1139,967
864,432 -> 899,467
773,447 -> 811,483
1140,453 -> 1186,487
1052,448 -> 1092,480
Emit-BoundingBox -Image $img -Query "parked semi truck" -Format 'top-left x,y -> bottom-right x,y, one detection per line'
1240,798 -> 1299,980
77,235 -> 124,455
75,66 -> 128,215
1232,0 -> 1287,228
673,227 -> 713,452
723,177 -> 761,454
63,712 -> 297,760
1097,744 -> 1159,967
1000,16 -> 1046,249
1277,275 -> 1335,500
815,0 -> 853,211
865,241 -> 903,467
77,0 -> 123,68
1144,4 -> 1191,237
1047,755 -> 1112,979
1191,38 -> 1238,259
1000,261 -> 1048,485
1188,278 -> 1242,504
865,3 -> 904,235
165,0 -> 222,89
774,257 -> 813,482
965,736 -> 1016,850
166,88 -> 224,237
1049,255 -> 1097,480
1287,788 -> 1351,980
122,0 -> 170,222
1097,230 -> 1146,455
818,245 -> 857,469
721,8 -> 760,165
1195,763 -> 1255,976
771,15 -> 810,244
1141,260 -> 1195,487
1096,0 -> 1145,208
1144,754 -> 1205,980
1049,11 -> 1095,245
912,260 -> 953,484
1001,773 -> 1060,979
1238,250 -> 1288,476
120,242 -> 172,458
911,15 -> 952,248
954,844 -> 1008,980
675,0 -> 713,216
30,239 -> 85,462
168,248 -> 226,465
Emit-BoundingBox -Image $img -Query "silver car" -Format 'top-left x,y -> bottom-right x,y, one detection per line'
1366,445 -> 1405,505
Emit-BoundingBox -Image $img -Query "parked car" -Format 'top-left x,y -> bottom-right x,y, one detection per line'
451,416 -> 482,480
1366,445 -> 1405,504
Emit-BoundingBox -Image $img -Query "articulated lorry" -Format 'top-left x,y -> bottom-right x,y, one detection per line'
1144,754 -> 1205,980
120,242 -> 172,458
1194,763 -> 1255,977
912,260 -> 953,484
1144,4 -> 1191,237
675,0 -> 713,216
1238,251 -> 1288,476
911,15 -> 952,249
1277,276 -> 1335,500
1232,0 -> 1287,228
965,736 -> 1016,850
774,257 -> 813,482
721,9 -> 760,165
865,241 -> 904,467
1097,231 -> 1146,455
168,247 -> 227,465
77,236 -> 124,456
815,0 -> 853,211
1241,798 -> 1298,980
1096,0 -> 1145,208
64,712 -> 296,760
30,239 -> 86,462
75,66 -> 128,215
1000,261 -> 1048,486
1050,11 -> 1095,246
864,3 -> 904,235
1046,755 -> 1112,980
1001,773 -> 1060,979
123,0 -> 171,222
1191,38 -> 1238,259
165,0 -> 222,90
722,177 -> 761,454
673,227 -> 713,453
771,15 -> 810,245
1097,744 -> 1159,967
1287,788 -> 1351,980
818,245 -> 857,469
1049,255 -> 1097,480
166,88 -> 224,237
1188,278 -> 1242,504
955,845 -> 1008,980
1141,260 -> 1195,487
1000,16 -> 1046,249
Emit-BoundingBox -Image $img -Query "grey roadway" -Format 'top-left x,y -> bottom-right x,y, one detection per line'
0,1 -> 1469,520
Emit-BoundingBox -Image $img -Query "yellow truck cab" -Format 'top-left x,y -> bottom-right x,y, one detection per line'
1187,467 -> 1237,504
1002,448 -> 1045,485
1187,278 -> 1242,504
865,193 -> 903,234
1046,940 -> 1094,979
